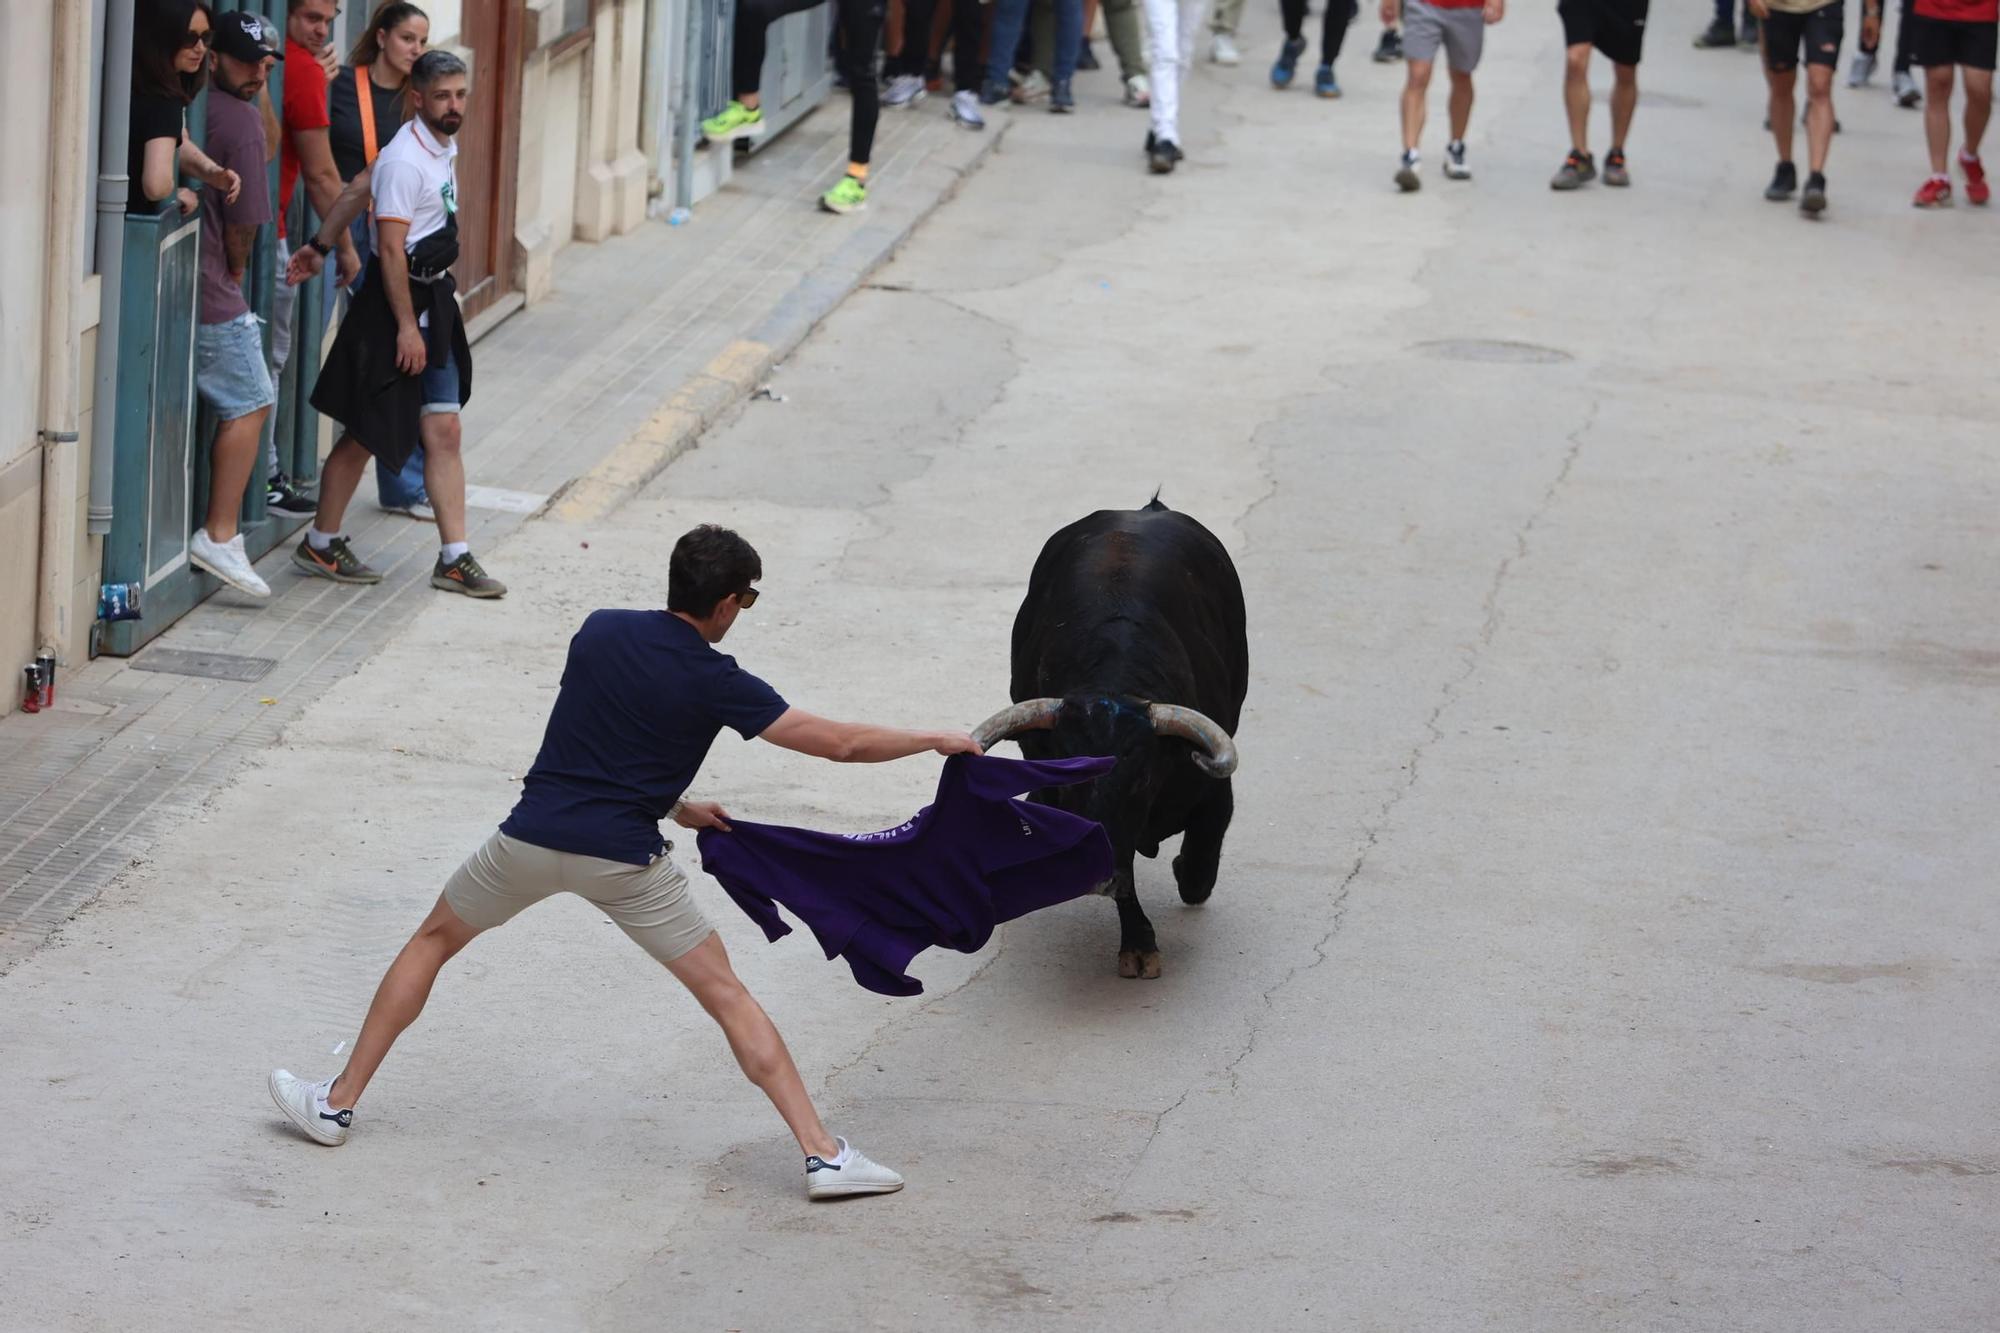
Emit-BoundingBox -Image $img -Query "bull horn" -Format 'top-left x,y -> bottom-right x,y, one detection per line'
1147,704 -> 1238,778
972,699 -> 1064,751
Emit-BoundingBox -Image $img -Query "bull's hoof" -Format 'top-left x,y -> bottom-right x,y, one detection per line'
1118,950 -> 1164,979
1172,854 -> 1214,906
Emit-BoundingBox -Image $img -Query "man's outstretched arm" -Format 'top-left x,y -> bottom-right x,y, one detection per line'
759,708 -> 981,764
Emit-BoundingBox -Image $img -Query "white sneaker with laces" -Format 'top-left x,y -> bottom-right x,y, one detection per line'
269,1069 -> 351,1146
1124,73 -> 1152,107
189,529 -> 271,598
950,89 -> 986,129
1211,33 -> 1242,65
1443,141 -> 1471,179
805,1137 -> 904,1199
884,73 -> 927,108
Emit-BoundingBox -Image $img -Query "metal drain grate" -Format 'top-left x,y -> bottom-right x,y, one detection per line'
1414,339 -> 1574,364
129,649 -> 279,682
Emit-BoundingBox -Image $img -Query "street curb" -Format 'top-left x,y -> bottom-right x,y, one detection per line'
548,120 -> 1011,525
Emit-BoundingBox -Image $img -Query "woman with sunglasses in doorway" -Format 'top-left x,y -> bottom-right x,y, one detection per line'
132,0 -> 244,217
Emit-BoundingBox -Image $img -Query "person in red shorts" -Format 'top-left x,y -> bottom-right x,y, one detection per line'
1910,0 -> 1996,205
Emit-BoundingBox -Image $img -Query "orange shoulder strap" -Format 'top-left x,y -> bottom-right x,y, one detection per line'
356,65 -> 380,164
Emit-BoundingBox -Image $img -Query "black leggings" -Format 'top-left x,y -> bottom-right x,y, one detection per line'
735,0 -> 885,164
891,0 -> 983,91
1857,0 -> 1916,72
1282,0 -> 1356,66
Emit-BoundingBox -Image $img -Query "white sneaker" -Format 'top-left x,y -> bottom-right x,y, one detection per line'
1443,140 -> 1471,179
381,498 -> 437,522
1211,33 -> 1242,65
189,529 -> 271,598
1012,69 -> 1050,103
950,89 -> 986,129
269,1069 -> 351,1146
884,73 -> 927,108
1124,73 -> 1152,107
805,1137 -> 904,1200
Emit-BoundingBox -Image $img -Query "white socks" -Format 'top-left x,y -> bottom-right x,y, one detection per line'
313,1077 -> 339,1116
813,1137 -> 854,1166
440,541 -> 469,564
307,528 -> 339,551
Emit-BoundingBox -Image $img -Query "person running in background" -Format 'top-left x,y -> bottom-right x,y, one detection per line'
329,2 -> 435,521
1849,0 -> 1922,102
1552,0 -> 1647,189
1754,0 -> 1875,213
1391,0 -> 1503,189
703,0 -> 892,211
1142,0 -> 1212,173
1910,0 -> 1996,205
1272,0 -> 1359,96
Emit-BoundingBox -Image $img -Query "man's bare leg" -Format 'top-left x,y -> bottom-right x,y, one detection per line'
1610,60 -> 1638,151
312,435 -> 373,535
1964,66 -> 1992,158
1769,63 -> 1798,164
1401,58 -> 1434,151
203,407 -> 269,543
1447,67 -> 1474,140
325,894 -> 483,1110
664,931 -> 841,1159
1926,63 -> 1954,173
1564,44 -> 1593,151
418,411 -> 468,547
1804,64 -> 1834,173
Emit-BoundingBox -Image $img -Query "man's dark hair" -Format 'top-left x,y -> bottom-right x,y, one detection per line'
135,0 -> 214,102
668,526 -> 762,617
411,48 -> 468,90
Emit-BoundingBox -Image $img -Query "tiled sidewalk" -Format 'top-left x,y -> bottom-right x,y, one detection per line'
0,99 -> 1002,969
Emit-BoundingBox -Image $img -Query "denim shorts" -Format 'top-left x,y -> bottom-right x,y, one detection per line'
195,313 -> 276,422
421,349 -> 461,416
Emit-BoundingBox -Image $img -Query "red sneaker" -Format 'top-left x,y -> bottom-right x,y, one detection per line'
1961,151 -> 1990,205
1913,175 -> 1954,208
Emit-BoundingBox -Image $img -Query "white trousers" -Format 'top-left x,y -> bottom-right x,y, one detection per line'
1145,0 -> 1212,144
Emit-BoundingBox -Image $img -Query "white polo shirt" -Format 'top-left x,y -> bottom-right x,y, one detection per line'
371,115 -> 458,255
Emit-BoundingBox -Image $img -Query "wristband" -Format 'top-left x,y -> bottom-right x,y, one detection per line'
306,235 -> 332,257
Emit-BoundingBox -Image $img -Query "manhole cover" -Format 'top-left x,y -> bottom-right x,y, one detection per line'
1414,339 -> 1573,364
130,649 -> 278,682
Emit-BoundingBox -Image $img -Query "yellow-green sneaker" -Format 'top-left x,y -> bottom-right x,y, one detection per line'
820,174 -> 868,215
701,101 -> 765,144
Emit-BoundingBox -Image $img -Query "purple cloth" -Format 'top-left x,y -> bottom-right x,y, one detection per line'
697,753 -> 1116,996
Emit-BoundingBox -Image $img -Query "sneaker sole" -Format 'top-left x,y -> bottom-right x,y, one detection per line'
1316,87 -> 1342,98
431,575 -> 507,598
703,124 -> 768,145
1801,193 -> 1827,215
292,550 -> 383,584
1604,173 -> 1629,187
819,198 -> 866,215
808,1180 -> 906,1200
1395,168 -> 1421,192
1444,165 -> 1471,180
269,1071 -> 346,1146
189,552 -> 271,599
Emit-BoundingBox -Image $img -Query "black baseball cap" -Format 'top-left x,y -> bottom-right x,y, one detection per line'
213,11 -> 280,63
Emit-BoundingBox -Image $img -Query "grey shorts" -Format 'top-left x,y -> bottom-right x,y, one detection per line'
1403,0 -> 1486,70
442,831 -> 714,964
195,313 -> 277,422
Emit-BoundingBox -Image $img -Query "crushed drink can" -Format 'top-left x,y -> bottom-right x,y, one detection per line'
99,581 -> 143,623
34,653 -> 55,708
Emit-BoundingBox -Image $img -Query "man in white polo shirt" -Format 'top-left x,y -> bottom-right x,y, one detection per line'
300,49 -> 505,598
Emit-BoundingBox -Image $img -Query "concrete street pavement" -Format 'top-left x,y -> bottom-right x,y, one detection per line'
4,9 -> 1998,1330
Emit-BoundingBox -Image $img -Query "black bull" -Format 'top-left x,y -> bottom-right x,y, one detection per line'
974,500 -> 1248,979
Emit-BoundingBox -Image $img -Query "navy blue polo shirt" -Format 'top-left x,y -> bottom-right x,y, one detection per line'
500,610 -> 788,865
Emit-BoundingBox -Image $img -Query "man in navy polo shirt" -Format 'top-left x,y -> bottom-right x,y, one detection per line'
271,525 -> 981,1200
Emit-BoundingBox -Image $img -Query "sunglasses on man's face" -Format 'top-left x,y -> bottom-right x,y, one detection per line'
182,27 -> 212,48
735,588 -> 760,609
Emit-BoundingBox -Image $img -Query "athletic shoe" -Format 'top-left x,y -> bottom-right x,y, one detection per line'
1212,33 -> 1243,65
950,89 -> 986,129
1395,149 -> 1421,192
980,76 -> 1012,106
380,495 -> 437,522
1124,73 -> 1152,106
1011,69 -> 1050,104
269,1069 -> 350,1146
1603,148 -> 1631,187
1894,70 -> 1921,107
1961,150 -> 1990,204
1444,139 -> 1471,179
266,473 -> 317,516
700,101 -> 765,143
1078,39 -> 1101,70
432,551 -> 507,598
1848,50 -> 1876,86
1913,175 -> 1953,208
806,1138 -> 905,1200
1049,77 -> 1075,113
883,74 -> 926,108
189,529 -> 271,598
1272,36 -> 1307,87
1148,136 -> 1183,173
1801,171 -> 1828,214
821,174 -> 868,214
292,534 -> 382,585
1315,64 -> 1341,97
1372,27 -> 1403,61
1693,18 -> 1736,47
1551,149 -> 1596,189
1765,160 -> 1797,200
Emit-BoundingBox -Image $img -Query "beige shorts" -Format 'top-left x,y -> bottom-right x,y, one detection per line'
442,831 -> 714,964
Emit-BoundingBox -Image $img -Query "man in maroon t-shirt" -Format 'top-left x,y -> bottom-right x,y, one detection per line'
1910,0 -> 1997,204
